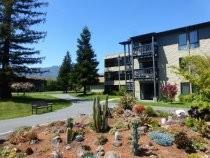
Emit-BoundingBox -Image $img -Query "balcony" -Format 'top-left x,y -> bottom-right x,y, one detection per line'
126,82 -> 133,91
134,67 -> 158,81
133,44 -> 158,58
125,65 -> 132,71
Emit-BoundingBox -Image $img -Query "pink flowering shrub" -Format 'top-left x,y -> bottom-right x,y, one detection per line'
160,83 -> 178,103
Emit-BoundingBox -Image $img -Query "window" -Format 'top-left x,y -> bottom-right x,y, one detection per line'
189,30 -> 199,49
178,30 -> 199,51
181,82 -> 190,95
178,33 -> 187,50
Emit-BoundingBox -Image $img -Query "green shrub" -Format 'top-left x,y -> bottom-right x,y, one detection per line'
193,119 -> 209,137
185,118 -> 196,128
118,93 -> 136,110
174,132 -> 195,153
96,135 -> 108,145
145,106 -> 157,117
187,153 -> 201,158
0,146 -> 16,158
156,110 -> 169,118
179,94 -> 196,103
139,113 -> 152,126
150,120 -> 160,129
118,86 -> 125,96
191,140 -> 206,151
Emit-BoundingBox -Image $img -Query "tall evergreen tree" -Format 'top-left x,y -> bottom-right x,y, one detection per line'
0,0 -> 48,99
57,51 -> 72,93
74,26 -> 99,95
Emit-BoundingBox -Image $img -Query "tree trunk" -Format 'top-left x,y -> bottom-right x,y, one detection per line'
84,85 -> 86,95
0,81 -> 12,99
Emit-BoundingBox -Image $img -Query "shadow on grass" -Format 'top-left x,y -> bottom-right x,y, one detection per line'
7,95 -> 69,105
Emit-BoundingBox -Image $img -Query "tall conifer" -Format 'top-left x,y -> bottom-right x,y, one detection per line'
74,26 -> 99,95
57,51 -> 72,93
0,0 -> 48,99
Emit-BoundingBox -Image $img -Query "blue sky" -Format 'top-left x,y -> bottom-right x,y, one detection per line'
35,0 -> 210,73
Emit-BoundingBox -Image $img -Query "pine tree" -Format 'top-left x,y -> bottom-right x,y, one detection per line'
74,26 -> 99,95
57,51 -> 72,93
0,0 -> 48,99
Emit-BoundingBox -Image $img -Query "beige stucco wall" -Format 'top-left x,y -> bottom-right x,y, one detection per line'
158,27 -> 210,98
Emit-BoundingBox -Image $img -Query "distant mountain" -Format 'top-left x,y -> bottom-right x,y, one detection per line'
28,66 -> 60,79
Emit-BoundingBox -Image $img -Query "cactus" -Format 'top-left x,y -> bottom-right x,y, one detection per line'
93,95 -> 109,132
66,117 -> 73,144
67,117 -> 73,128
67,127 -> 73,144
131,119 -> 140,156
102,94 -> 109,131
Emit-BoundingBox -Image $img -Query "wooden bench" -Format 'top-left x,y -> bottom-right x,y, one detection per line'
32,101 -> 53,114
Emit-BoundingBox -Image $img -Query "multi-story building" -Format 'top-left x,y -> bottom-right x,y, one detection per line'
104,21 -> 210,101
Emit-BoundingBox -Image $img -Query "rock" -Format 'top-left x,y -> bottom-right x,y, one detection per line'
96,145 -> 104,152
148,141 -> 153,146
104,151 -> 121,158
65,145 -> 71,150
113,140 -> 122,147
174,109 -> 187,117
138,126 -> 148,134
75,134 -> 84,142
29,139 -> 38,144
114,131 -> 121,141
52,136 -> 62,144
52,150 -> 63,158
76,148 -> 86,158
123,110 -> 133,117
25,147 -> 33,155
98,151 -> 105,156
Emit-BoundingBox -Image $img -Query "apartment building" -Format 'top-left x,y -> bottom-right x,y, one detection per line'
104,21 -> 210,100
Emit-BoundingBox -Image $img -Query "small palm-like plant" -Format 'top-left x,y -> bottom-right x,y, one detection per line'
118,93 -> 137,110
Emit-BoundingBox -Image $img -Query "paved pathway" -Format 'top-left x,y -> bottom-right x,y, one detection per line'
0,94 -> 92,138
0,94 -> 189,138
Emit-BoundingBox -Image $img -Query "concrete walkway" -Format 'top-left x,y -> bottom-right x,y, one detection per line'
0,94 -> 189,138
0,94 -> 92,138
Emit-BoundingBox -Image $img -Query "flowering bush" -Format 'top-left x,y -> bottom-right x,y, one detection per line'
132,105 -> 145,114
160,83 -> 178,103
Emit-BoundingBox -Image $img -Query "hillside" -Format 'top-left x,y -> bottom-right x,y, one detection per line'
27,66 -> 59,79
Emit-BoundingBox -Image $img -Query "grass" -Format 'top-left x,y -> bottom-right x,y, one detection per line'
0,92 -> 72,120
136,101 -> 192,108
69,92 -> 120,101
111,97 -> 191,108
69,92 -> 191,108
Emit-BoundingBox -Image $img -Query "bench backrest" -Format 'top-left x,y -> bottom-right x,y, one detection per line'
32,101 -> 48,107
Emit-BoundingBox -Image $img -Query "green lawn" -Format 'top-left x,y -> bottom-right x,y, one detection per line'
136,101 -> 192,108
110,98 -> 191,108
0,92 -> 72,120
69,92 -> 120,101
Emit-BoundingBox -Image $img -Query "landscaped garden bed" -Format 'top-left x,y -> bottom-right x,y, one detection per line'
0,94 -> 210,158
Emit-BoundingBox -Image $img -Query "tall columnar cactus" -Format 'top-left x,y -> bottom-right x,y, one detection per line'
67,117 -> 73,129
93,95 -> 109,132
131,119 -> 140,156
102,94 -> 109,131
66,117 -> 73,144
67,127 -> 73,144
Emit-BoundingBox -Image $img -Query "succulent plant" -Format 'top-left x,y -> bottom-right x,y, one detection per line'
149,131 -> 174,146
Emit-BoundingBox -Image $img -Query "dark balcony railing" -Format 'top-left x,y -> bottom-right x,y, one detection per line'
133,44 -> 158,58
125,65 -> 132,70
134,67 -> 158,80
126,82 -> 133,91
